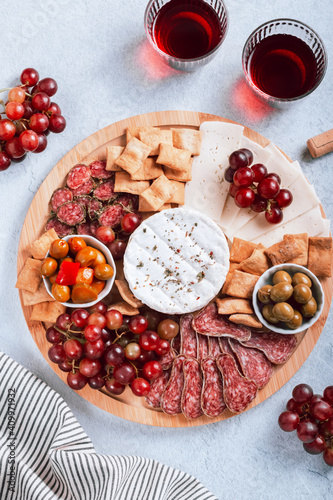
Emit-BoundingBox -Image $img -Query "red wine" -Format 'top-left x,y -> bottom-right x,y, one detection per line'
248,34 -> 317,99
154,0 -> 223,59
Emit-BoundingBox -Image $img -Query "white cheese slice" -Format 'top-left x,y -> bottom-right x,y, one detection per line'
184,121 -> 244,221
251,206 -> 326,246
219,135 -> 273,231
123,207 -> 230,314
318,218 -> 331,237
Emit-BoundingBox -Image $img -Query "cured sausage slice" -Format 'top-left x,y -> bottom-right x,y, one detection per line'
216,354 -> 258,414
201,357 -> 226,418
77,221 -> 93,236
197,334 -> 209,361
98,204 -> 125,227
71,178 -> 95,196
45,217 -> 74,238
67,164 -> 91,190
145,370 -> 170,409
171,334 -> 181,355
157,348 -> 175,370
89,220 -> 100,236
93,179 -> 115,201
88,198 -> 102,220
56,201 -> 86,226
89,160 -> 113,179
240,331 -> 297,364
116,193 -> 139,211
180,314 -> 197,358
182,358 -> 203,419
229,339 -> 273,389
218,337 -> 235,357
50,187 -> 73,212
208,337 -> 221,358
74,195 -> 91,210
161,355 -> 185,416
192,303 -> 251,341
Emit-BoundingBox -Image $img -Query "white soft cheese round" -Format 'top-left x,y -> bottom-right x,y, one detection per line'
123,207 -> 230,314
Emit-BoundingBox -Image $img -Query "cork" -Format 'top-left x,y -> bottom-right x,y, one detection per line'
307,129 -> 333,158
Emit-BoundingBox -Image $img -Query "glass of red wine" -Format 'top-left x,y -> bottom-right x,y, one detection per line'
242,19 -> 327,108
144,0 -> 228,71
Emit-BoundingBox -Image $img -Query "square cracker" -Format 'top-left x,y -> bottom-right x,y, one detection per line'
30,301 -> 66,323
139,203 -> 173,214
221,262 -> 240,294
239,244 -> 270,276
29,229 -> 58,260
164,158 -> 193,182
115,279 -> 143,308
16,258 -> 42,293
171,128 -> 202,156
139,129 -> 173,156
228,313 -> 262,329
265,237 -> 303,266
216,297 -> 253,315
108,302 -> 139,316
22,281 -> 55,306
126,126 -> 155,144
230,238 -> 258,263
308,236 -> 332,277
225,269 -> 259,299
139,174 -> 174,211
285,233 -> 309,266
167,181 -> 185,205
106,145 -> 124,171
116,138 -> 152,176
114,172 -> 150,195
156,143 -> 191,172
131,157 -> 164,181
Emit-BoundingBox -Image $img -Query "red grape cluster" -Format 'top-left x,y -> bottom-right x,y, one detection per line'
0,68 -> 66,172
46,302 -> 178,398
278,383 -> 333,466
225,148 -> 293,224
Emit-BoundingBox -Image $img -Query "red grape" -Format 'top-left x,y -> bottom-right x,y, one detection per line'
157,319 -> 179,340
309,394 -> 324,408
229,150 -> 249,170
108,240 -> 127,260
5,137 -> 25,158
139,330 -> 160,351
38,77 -> 58,97
318,417 -> 333,438
235,187 -> 255,208
257,178 -> 280,199
71,308 -> 89,328
67,371 -> 87,390
224,166 -> 234,183
104,344 -> 125,367
5,101 -> 24,120
89,301 -> 107,315
129,315 -> 148,334
84,339 -> 105,359
265,206 -> 283,224
105,309 -> 123,330
137,349 -> 155,365
0,151 -> 11,171
32,92 -> 51,111
0,119 -> 16,141
113,361 -> 136,385
297,421 -> 318,443
278,411 -> 300,431
11,154 -> 27,164
251,163 -> 267,182
63,339 -> 83,360
239,148 -> 253,166
155,339 -> 171,356
286,398 -> 304,415
32,133 -> 48,153
8,87 -> 26,103
303,435 -> 326,455
56,313 -> 71,330
46,326 -> 64,344
31,84 -> 40,95
233,167 -> 255,187
100,327 -> 111,343
20,68 -> 39,86
131,377 -> 150,397
266,172 -> 281,185
323,386 -> 333,405
87,312 -> 106,329
275,189 -> 293,208
105,378 -> 125,395
22,100 -> 35,119
88,373 -> 105,389
142,309 -> 161,331
121,212 -> 142,233
124,342 -> 141,361
19,130 -> 39,151
323,447 -> 333,466
95,226 -> 115,245
293,384 -> 313,404
143,360 -> 163,381
48,114 -> 66,133
48,344 -> 66,364
58,359 -> 72,372
48,102 -> 61,115
311,401 -> 333,421
79,358 -> 101,378
250,195 -> 267,213
84,324 -> 102,342
29,113 -> 49,133
229,183 -> 239,198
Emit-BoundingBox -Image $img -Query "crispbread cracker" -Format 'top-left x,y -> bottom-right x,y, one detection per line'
156,143 -> 191,172
285,233 -> 309,266
139,128 -> 173,156
164,158 -> 193,182
168,181 -> 185,205
116,137 -> 152,175
171,128 -> 202,156
131,157 -> 164,181
22,281 -> 55,306
16,258 -> 42,293
229,313 -> 263,328
114,171 -> 150,195
225,270 -> 259,299
216,297 -> 253,315
106,145 -> 124,171
108,302 -> 139,315
265,237 -> 303,266
139,174 -> 174,211
239,244 -> 270,276
126,126 -> 155,144
230,238 -> 258,263
115,279 -> 143,308
30,301 -> 66,323
29,229 -> 58,260
139,199 -> 173,212
308,236 -> 333,277
221,262 -> 240,294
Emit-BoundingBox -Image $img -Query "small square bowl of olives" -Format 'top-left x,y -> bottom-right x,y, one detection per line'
253,264 -> 324,334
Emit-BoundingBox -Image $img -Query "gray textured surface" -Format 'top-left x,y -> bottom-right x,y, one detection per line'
1,1 -> 333,498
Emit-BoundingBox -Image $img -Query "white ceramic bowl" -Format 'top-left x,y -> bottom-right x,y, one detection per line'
43,235 -> 115,308
252,263 -> 324,335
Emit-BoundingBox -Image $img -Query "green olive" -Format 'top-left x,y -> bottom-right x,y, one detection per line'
293,284 -> 312,304
272,270 -> 292,285
270,282 -> 294,303
286,310 -> 303,330
272,302 -> 295,322
301,297 -> 318,317
292,272 -> 312,288
262,304 -> 279,324
258,285 -> 272,304
41,257 -> 58,277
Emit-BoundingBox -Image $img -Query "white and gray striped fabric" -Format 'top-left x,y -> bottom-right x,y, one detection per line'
0,352 -> 217,500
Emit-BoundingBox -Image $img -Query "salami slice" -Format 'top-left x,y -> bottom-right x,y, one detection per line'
116,193 -> 139,211
93,179 -> 115,201
216,354 -> 258,414
171,334 -> 181,355
161,355 -> 185,416
182,358 -> 203,419
50,187 -> 73,212
229,339 -> 273,389
208,337 -> 221,358
56,201 -> 86,226
90,220 -> 100,236
193,303 -> 251,342
157,348 -> 176,370
70,178 -> 95,196
89,160 -> 113,179
77,221 -> 93,236
74,195 -> 91,210
45,216 -> 74,238
67,164 -> 91,190
240,331 -> 297,365
218,337 -> 235,356
145,370 -> 170,409
88,198 -> 102,220
98,204 -> 124,227
201,357 -> 226,418
197,334 -> 209,361
180,314 -> 197,358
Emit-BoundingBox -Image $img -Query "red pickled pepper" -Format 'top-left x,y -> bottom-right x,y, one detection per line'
56,261 -> 80,286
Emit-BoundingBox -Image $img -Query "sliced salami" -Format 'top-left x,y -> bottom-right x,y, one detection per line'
161,355 -> 185,416
45,216 -> 74,238
67,164 -> 91,190
77,221 -> 93,236
240,331 -> 297,365
98,204 -> 124,227
201,357 -> 226,418
171,334 -> 181,355
88,198 -> 103,220
218,337 -> 235,357
229,339 -> 273,389
157,347 -> 176,370
208,337 -> 221,358
193,303 -> 251,342
70,177 -> 95,196
90,220 -> 100,236
182,358 -> 203,420
74,195 -> 91,210
56,201 -> 86,226
50,187 -> 73,212
216,354 -> 258,414
89,160 -> 113,179
180,314 -> 197,358
93,179 -> 115,202
145,370 -> 170,409
116,193 -> 139,211
197,334 -> 209,361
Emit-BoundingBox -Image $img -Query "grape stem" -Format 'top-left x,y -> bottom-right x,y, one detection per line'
112,329 -> 130,344
0,88 -> 12,94
128,360 -> 139,376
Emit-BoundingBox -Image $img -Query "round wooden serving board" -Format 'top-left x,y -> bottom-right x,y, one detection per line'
18,111 -> 333,427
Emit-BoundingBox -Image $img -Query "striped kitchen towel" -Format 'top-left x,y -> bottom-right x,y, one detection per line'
0,352 -> 217,500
